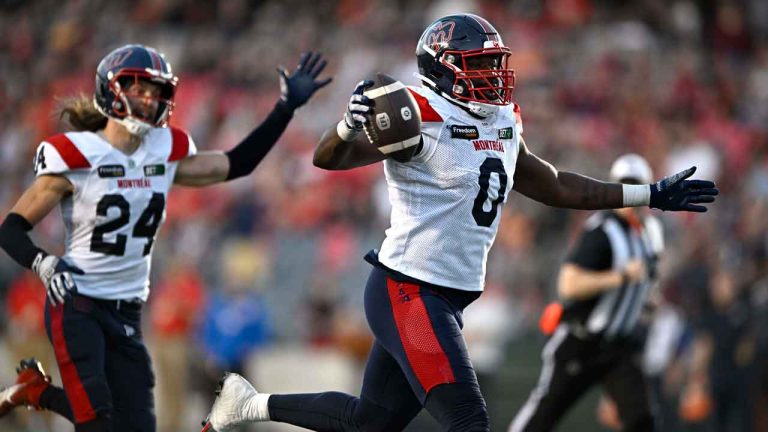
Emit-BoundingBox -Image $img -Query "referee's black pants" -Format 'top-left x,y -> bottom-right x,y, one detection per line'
510,324 -> 654,432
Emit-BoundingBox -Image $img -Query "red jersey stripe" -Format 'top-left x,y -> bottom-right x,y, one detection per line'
49,304 -> 97,423
45,134 -> 91,169
386,278 -> 456,393
407,89 -> 443,122
168,127 -> 189,162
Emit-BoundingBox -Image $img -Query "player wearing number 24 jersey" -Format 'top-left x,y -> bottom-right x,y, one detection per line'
203,13 -> 718,432
0,44 -> 330,431
32,127 -> 196,301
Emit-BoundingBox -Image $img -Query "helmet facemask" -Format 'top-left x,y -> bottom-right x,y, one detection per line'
98,68 -> 177,136
415,14 -> 516,117
441,45 -> 515,106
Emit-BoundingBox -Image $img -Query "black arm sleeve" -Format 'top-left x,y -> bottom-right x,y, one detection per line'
224,101 -> 294,181
565,227 -> 612,271
0,213 -> 46,269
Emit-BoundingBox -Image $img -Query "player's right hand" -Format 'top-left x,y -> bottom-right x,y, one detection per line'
622,259 -> 645,284
32,253 -> 85,305
343,80 -> 375,130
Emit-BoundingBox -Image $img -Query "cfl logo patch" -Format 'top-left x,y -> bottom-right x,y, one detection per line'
401,107 -> 412,121
376,113 -> 391,130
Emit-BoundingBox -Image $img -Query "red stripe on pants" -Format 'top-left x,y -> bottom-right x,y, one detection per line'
386,278 -> 455,393
49,304 -> 97,423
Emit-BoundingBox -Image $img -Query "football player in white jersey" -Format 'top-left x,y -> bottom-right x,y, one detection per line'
0,44 -> 330,431
202,13 -> 718,432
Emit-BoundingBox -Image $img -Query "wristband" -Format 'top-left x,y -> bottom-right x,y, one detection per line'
336,120 -> 359,142
622,184 -> 651,207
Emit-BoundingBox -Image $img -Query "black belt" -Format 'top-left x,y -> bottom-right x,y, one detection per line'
564,322 -> 639,351
73,294 -> 143,311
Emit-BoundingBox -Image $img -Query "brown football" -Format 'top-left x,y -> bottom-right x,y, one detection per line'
362,73 -> 422,162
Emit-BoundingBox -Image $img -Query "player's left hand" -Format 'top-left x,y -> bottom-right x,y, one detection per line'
649,166 -> 719,212
278,51 -> 332,111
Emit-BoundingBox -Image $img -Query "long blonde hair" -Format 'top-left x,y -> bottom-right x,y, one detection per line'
58,94 -> 108,132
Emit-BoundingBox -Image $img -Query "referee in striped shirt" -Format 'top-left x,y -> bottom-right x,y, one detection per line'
510,154 -> 664,432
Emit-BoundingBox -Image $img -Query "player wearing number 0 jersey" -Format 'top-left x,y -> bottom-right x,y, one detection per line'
378,85 -> 523,291
33,128 -> 196,301
202,13 -> 717,432
0,44 -> 330,432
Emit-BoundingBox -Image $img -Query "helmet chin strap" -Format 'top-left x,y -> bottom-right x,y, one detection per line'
91,96 -> 155,137
113,116 -> 153,137
466,101 -> 500,118
414,73 -> 499,118
111,92 -> 156,137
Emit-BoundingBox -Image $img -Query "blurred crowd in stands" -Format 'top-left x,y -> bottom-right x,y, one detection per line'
1,0 -> 767,430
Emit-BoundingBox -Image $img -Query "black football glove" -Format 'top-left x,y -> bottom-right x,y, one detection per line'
342,80 -> 375,130
278,51 -> 332,111
31,253 -> 85,305
649,166 -> 719,212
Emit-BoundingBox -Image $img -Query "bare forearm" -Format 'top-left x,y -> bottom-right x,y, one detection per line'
174,152 -> 229,187
556,171 -> 624,209
514,141 -> 626,209
313,127 -> 353,169
558,264 -> 623,300
313,124 -> 384,170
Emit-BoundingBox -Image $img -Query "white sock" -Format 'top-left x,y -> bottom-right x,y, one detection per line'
243,393 -> 271,421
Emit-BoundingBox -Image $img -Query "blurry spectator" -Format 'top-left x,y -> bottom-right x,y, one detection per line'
642,302 -> 687,432
149,257 -> 206,432
683,269 -> 758,432
198,239 -> 272,404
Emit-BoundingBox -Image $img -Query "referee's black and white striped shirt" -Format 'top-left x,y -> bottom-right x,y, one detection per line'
562,211 -> 664,341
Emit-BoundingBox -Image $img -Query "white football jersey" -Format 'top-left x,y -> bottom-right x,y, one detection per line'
33,127 -> 197,301
378,86 -> 523,291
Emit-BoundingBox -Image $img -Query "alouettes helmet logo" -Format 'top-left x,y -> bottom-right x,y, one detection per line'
101,49 -> 133,73
426,21 -> 456,51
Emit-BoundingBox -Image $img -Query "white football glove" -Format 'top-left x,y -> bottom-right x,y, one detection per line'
337,80 -> 375,141
31,253 -> 84,306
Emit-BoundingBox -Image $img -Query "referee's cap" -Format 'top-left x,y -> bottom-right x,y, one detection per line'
610,153 -> 653,184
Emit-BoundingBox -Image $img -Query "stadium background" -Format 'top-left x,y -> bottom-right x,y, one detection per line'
1,0 -> 766,430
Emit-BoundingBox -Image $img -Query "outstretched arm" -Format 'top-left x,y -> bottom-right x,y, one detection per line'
513,139 -> 718,211
512,139 -> 623,209
174,52 -> 332,186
